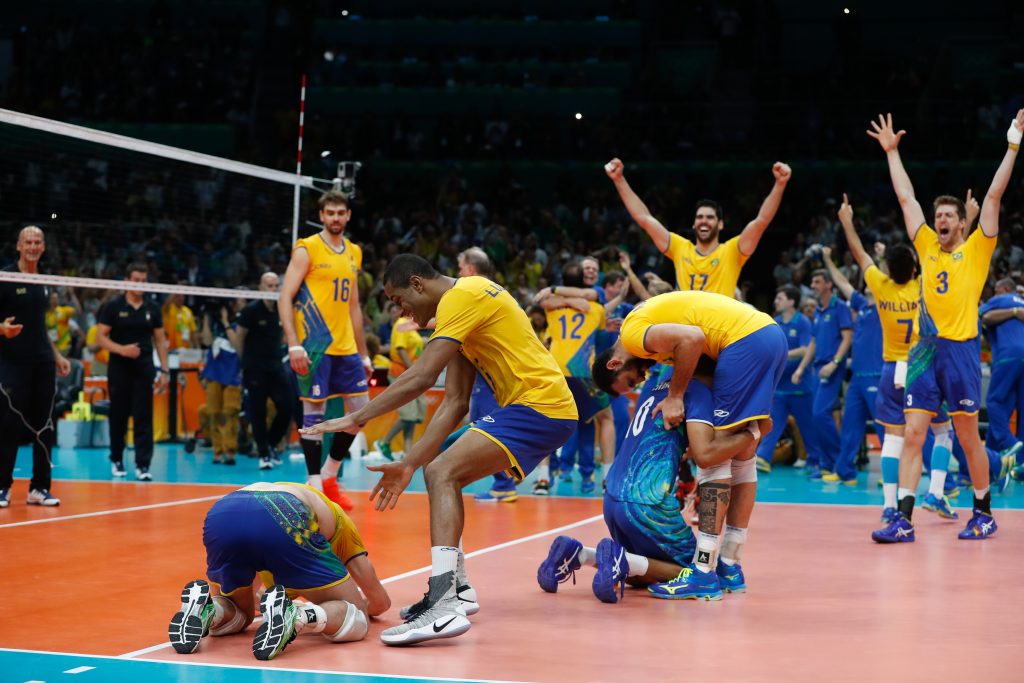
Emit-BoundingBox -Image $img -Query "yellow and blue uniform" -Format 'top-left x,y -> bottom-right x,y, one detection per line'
662,234 -> 748,296
204,484 -> 365,597
908,224 -> 996,416
980,292 -> 1024,451
430,276 -> 577,480
755,312 -> 820,465
293,234 -> 367,401
619,290 -> 786,429
603,380 -> 711,566
862,266 -> 951,428
548,300 -> 611,481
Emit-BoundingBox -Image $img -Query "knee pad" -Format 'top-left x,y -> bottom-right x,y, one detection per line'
302,403 -> 325,442
209,599 -> 248,636
322,601 -> 368,643
344,394 -> 369,413
731,457 -> 758,485
931,422 -> 952,450
696,461 -> 731,485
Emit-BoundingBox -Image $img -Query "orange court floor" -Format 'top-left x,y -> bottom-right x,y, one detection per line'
2,453 -> 1024,683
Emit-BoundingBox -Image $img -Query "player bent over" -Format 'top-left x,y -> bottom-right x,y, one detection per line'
168,481 -> 390,659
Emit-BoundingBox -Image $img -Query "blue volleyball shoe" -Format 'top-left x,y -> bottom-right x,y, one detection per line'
716,560 -> 747,593
957,510 -> 998,540
537,535 -> 583,593
591,538 -> 628,604
871,514 -> 915,543
648,566 -> 723,601
920,493 -> 959,520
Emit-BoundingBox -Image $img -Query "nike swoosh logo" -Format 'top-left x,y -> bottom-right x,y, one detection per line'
433,616 -> 458,632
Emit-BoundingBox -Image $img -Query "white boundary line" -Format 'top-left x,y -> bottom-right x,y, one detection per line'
0,108 -> 321,188
0,647 -> 530,683
117,513 -> 604,660
0,495 -> 224,529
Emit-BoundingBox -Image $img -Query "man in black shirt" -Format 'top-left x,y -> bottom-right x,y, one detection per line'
0,226 -> 71,508
96,263 -> 170,480
236,272 -> 292,469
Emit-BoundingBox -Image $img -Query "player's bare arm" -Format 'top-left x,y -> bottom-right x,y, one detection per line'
737,162 -> 791,256
279,246 -> 311,375
605,158 -> 672,252
837,193 -> 874,272
868,113 -> 926,239
979,108 -> 1024,238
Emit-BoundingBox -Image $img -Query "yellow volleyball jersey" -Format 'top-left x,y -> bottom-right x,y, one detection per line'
389,317 -> 424,375
430,276 -> 577,420
864,265 -> 920,362
663,234 -> 748,297
293,234 -> 363,356
913,224 -> 995,341
619,290 -> 774,362
546,301 -> 606,378
258,483 -> 367,597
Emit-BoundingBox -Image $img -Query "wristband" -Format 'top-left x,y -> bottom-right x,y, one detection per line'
362,356 -> 373,369
1008,119 -> 1023,146
1011,143 -> 1021,151
288,345 -> 307,353
159,369 -> 169,375
833,358 -> 842,365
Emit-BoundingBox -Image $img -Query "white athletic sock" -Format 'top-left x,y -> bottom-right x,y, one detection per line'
928,470 -> 947,497
321,457 -> 340,478
624,551 -> 649,577
297,602 -> 328,633
897,487 -> 913,501
880,435 -> 902,509
578,546 -> 597,567
430,546 -> 459,576
720,525 -> 747,566
694,531 -> 720,573
307,474 -> 323,489
535,463 -> 550,480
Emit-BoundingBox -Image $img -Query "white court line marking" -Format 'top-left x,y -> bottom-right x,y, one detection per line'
0,648 -> 529,683
63,665 -> 94,674
117,513 -> 605,660
0,496 -> 224,529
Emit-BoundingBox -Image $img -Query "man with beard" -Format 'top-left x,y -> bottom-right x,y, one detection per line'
279,191 -> 371,510
592,290 -> 787,597
604,158 -> 791,297
867,110 -> 1024,540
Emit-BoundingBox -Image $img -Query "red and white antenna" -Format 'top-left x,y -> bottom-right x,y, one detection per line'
291,73 -> 307,244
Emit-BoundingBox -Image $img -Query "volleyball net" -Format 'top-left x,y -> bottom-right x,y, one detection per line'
0,107 -> 343,302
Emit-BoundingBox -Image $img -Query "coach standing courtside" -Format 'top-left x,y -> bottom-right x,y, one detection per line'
0,226 -> 71,508
96,263 -> 170,481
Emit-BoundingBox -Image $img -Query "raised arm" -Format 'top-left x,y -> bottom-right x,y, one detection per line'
821,247 -> 854,300
979,108 -> 1024,237
867,113 -> 926,240
618,251 -> 652,301
605,158 -> 672,253
837,193 -> 874,272
737,162 -> 792,256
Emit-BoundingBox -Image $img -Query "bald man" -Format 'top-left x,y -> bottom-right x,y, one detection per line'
0,226 -> 71,509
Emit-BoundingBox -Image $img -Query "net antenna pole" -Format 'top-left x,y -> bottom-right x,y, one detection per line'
292,73 -> 307,245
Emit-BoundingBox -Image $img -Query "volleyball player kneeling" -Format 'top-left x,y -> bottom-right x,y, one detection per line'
168,481 -> 390,660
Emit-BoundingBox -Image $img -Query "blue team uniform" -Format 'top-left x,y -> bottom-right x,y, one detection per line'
755,311 -> 819,465
833,292 -> 883,481
602,381 -> 714,565
598,301 -> 636,453
810,294 -> 852,472
980,293 -> 1024,451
